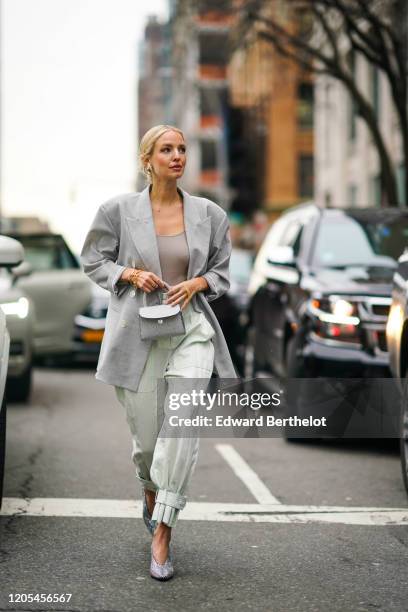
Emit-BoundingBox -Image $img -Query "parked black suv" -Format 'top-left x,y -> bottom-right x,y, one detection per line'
386,248 -> 408,493
246,205 -> 408,382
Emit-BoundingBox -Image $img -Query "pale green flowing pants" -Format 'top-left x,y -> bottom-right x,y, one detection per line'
114,301 -> 215,529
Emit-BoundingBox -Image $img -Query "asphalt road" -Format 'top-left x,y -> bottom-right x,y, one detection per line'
1,363 -> 408,612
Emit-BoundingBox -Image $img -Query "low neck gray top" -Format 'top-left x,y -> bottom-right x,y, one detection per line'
156,230 -> 190,287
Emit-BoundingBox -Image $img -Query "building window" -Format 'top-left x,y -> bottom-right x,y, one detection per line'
397,163 -> 406,206
347,51 -> 357,142
197,0 -> 231,16
298,155 -> 314,198
297,82 -> 314,129
199,87 -> 220,115
323,81 -> 332,164
199,33 -> 228,65
370,173 -> 382,207
324,191 -> 332,207
348,184 -> 357,207
370,64 -> 380,120
201,140 -> 217,170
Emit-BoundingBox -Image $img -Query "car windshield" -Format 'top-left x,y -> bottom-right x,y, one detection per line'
312,214 -> 408,268
8,235 -> 79,271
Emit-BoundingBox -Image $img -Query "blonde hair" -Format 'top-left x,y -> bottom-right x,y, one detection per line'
138,124 -> 185,184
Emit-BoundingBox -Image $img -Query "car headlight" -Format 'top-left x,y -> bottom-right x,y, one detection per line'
331,299 -> 355,319
0,297 -> 29,319
386,303 -> 403,339
308,297 -> 360,342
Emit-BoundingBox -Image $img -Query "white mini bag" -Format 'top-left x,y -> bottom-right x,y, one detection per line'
138,285 -> 186,340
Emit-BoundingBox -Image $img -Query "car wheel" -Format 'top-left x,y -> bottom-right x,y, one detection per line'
6,363 -> 32,402
0,394 -> 6,509
283,334 -> 319,444
243,326 -> 262,379
285,333 -> 315,378
400,373 -> 408,496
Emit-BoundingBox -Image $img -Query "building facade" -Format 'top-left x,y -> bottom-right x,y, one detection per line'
228,32 -> 314,218
137,15 -> 173,190
170,0 -> 234,207
314,52 -> 405,208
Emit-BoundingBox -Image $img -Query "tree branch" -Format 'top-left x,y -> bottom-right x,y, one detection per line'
355,0 -> 401,51
245,9 -> 341,74
257,31 -> 331,75
310,3 -> 341,64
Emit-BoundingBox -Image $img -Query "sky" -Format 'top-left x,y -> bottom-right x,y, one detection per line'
2,0 -> 168,253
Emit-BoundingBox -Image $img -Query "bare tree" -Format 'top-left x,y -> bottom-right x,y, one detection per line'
231,0 -> 407,207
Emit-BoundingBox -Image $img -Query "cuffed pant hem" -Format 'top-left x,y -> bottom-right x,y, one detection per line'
151,503 -> 180,528
151,489 -> 187,528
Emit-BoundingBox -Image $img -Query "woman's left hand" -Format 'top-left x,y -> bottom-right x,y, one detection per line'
164,278 -> 207,310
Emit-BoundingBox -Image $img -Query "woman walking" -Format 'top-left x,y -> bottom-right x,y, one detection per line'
80,124 -> 238,580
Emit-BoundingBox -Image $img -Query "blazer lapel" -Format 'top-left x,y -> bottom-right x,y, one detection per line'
125,185 -> 211,281
182,187 -> 211,279
124,187 -> 162,277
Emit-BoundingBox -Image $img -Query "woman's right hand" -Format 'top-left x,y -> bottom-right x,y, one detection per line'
123,268 -> 167,293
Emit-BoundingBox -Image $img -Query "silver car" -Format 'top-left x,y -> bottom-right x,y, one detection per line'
0,262 -> 35,402
0,235 -> 26,508
4,232 -> 92,361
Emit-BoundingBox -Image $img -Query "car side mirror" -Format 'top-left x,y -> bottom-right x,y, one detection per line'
267,246 -> 297,268
10,260 -> 33,279
0,235 -> 25,267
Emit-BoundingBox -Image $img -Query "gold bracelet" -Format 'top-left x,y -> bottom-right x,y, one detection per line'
129,269 -> 143,287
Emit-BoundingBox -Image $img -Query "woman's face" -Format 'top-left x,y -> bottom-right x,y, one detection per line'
148,130 -> 186,182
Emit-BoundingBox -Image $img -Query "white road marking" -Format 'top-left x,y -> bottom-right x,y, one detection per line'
1,498 -> 408,526
215,443 -> 281,504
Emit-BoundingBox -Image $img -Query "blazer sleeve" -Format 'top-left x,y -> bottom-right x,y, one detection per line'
201,212 -> 232,302
79,203 -> 128,296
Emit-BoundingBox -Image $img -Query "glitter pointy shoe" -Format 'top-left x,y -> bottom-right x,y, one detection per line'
142,492 -> 155,536
150,542 -> 174,581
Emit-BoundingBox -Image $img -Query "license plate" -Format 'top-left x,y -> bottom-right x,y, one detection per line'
82,329 -> 104,343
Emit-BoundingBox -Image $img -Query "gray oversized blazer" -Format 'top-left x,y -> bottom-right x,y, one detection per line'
79,184 -> 239,392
